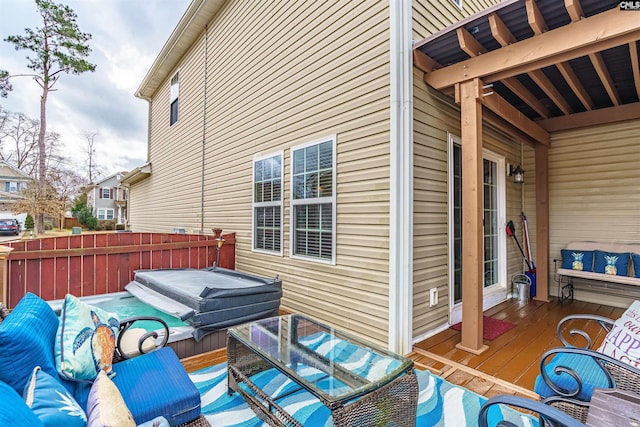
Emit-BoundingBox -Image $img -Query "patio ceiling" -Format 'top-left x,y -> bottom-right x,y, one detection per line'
413,0 -> 640,144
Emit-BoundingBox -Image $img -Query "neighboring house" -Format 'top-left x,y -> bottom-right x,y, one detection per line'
124,0 -> 640,355
86,172 -> 129,225
0,160 -> 31,226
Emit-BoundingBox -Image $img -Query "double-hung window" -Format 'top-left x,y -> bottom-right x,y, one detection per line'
98,209 -> 114,220
101,188 -> 111,199
170,72 -> 179,126
253,153 -> 283,254
290,136 -> 336,263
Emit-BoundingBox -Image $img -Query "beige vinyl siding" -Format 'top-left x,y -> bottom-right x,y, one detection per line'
547,121 -> 640,305
130,0 -> 393,345
412,68 -> 526,339
412,0 -> 501,40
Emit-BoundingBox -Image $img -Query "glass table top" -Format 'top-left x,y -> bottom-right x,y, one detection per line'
228,314 -> 414,404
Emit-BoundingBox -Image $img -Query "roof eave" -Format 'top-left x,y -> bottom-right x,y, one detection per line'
135,0 -> 227,101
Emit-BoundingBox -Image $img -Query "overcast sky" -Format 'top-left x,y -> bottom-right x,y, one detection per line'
0,0 -> 191,178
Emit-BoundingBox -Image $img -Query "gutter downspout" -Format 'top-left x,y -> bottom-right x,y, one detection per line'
389,0 -> 414,355
201,24 -> 208,233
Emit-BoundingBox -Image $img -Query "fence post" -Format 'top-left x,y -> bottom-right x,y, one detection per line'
0,245 -> 14,305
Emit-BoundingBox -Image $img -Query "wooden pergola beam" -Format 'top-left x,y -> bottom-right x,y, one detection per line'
629,41 -> 640,101
488,13 -> 550,118
423,8 -> 640,89
538,102 -> 640,132
556,62 -> 593,110
526,0 -> 547,35
481,91 -> 550,144
457,27 -> 487,57
483,109 -> 537,147
413,50 -> 440,73
564,0 -> 583,23
528,69 -> 572,115
589,52 -> 621,106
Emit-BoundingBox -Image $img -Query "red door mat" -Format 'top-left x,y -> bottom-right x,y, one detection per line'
449,316 -> 516,341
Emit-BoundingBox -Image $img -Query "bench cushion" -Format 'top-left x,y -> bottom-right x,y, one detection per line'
534,352 -> 610,401
111,348 -> 200,425
632,253 -> 640,278
0,380 -> 44,426
557,268 -> 640,286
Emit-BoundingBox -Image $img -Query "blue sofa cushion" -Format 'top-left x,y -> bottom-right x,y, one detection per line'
632,253 -> 640,278
75,348 -> 200,425
24,367 -> 87,427
0,292 -> 59,393
560,249 -> 593,272
534,352 -> 610,401
593,250 -> 630,276
0,380 -> 44,426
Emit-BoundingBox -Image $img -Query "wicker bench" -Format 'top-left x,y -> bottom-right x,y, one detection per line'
555,242 -> 640,303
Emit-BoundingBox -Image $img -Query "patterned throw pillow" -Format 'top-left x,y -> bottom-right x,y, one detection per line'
597,300 -> 640,369
593,250 -> 630,276
24,367 -> 87,427
560,249 -> 593,272
56,294 -> 120,381
86,370 -> 135,427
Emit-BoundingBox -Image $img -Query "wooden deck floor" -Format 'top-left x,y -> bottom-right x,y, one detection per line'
412,297 -> 624,394
180,297 -> 624,400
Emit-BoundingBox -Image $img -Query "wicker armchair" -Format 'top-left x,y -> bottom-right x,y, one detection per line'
533,313 -> 640,423
115,316 -> 170,360
478,394 -> 585,427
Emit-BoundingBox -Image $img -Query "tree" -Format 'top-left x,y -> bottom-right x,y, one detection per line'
5,0 -> 96,234
84,132 -> 103,183
0,69 -> 11,97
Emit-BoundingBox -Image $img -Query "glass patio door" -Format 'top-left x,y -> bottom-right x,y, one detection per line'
448,134 -> 506,324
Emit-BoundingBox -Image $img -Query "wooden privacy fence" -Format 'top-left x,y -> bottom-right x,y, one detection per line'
1,229 -> 236,308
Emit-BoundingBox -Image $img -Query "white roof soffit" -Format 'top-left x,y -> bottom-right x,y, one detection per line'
135,0 -> 227,100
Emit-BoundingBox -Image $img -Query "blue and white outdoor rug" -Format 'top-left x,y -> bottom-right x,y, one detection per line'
188,362 -> 538,426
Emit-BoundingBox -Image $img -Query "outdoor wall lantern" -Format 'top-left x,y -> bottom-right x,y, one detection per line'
509,164 -> 525,184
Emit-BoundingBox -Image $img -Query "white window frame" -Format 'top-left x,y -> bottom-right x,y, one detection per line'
101,187 -> 111,199
9,181 -> 18,192
97,209 -> 106,220
289,135 -> 337,265
170,71 -> 179,126
252,151 -> 284,256
97,209 -> 114,220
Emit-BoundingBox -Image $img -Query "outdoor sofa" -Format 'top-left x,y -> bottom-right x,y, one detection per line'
0,292 -> 202,426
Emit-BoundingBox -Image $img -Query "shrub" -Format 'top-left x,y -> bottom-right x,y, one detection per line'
24,214 -> 34,230
77,206 -> 98,230
115,223 -> 125,231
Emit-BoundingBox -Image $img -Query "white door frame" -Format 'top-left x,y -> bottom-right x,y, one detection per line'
448,133 -> 507,324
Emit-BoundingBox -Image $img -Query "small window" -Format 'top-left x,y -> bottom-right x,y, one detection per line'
170,72 -> 179,126
290,136 -> 336,263
106,209 -> 114,220
101,188 -> 111,199
97,209 -> 106,220
253,153 -> 283,254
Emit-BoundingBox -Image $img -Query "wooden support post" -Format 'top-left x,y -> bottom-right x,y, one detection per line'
456,78 -> 489,355
534,144 -> 550,302
0,245 -> 14,306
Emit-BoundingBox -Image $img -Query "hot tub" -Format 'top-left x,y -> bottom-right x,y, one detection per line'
47,291 -> 228,359
47,267 -> 282,359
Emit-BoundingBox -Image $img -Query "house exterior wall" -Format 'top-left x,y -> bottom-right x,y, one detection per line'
547,120 -> 640,306
411,0 -> 513,339
130,0 -> 394,344
411,70 -> 526,339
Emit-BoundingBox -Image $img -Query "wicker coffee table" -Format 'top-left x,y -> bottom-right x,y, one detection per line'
227,314 -> 418,427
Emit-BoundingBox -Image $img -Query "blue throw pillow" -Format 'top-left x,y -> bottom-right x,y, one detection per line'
632,253 -> 640,278
0,380 -> 43,426
24,367 -> 87,427
560,249 -> 593,272
593,250 -> 630,276
0,292 -> 59,393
